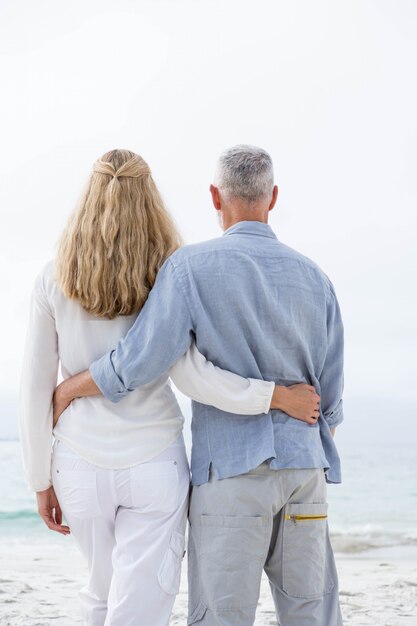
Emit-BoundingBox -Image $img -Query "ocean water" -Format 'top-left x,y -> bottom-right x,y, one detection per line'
1,423 -> 416,554
328,440 -> 417,553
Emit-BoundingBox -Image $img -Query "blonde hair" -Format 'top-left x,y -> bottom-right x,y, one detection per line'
56,149 -> 182,319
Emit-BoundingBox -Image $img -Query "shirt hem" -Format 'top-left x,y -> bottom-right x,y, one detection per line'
191,455 -> 337,486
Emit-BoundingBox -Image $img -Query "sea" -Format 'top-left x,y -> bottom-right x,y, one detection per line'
1,394 -> 417,555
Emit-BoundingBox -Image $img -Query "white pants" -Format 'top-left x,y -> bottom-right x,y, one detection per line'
52,435 -> 189,626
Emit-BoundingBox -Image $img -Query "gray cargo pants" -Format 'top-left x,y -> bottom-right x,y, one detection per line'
188,464 -> 343,626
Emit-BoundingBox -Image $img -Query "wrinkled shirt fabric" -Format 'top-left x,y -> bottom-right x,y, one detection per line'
91,221 -> 344,485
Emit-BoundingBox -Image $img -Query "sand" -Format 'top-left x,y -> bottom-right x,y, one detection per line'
1,541 -> 416,625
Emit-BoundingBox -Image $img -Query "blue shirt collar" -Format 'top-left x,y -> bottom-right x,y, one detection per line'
223,220 -> 278,240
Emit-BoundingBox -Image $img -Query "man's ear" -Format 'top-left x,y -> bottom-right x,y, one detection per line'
210,184 -> 221,211
268,185 -> 278,212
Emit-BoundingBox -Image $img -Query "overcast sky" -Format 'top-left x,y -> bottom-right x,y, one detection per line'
1,0 -> 416,438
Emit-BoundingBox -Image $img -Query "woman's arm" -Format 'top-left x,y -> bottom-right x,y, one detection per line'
169,342 -> 320,421
19,270 -> 59,492
170,342 -> 274,414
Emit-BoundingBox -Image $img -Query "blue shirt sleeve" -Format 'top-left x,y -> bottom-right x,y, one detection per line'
319,281 -> 344,428
90,258 -> 194,403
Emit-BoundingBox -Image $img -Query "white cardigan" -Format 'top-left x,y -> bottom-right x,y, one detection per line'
19,262 -> 274,491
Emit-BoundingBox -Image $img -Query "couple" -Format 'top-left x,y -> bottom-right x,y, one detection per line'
20,145 -> 344,626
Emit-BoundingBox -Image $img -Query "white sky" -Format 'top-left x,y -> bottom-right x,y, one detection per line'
1,0 -> 416,435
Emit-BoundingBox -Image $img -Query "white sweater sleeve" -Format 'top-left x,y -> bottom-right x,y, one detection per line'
169,341 -> 274,415
19,271 -> 59,492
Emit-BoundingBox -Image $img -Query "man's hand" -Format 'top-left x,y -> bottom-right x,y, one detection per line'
271,383 -> 320,424
53,382 -> 72,427
36,486 -> 70,535
53,370 -> 101,427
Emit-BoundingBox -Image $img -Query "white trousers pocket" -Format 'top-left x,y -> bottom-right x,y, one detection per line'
158,530 -> 185,595
54,469 -> 102,520
130,460 -> 179,513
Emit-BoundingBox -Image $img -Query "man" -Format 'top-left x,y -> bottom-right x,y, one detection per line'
55,145 -> 344,625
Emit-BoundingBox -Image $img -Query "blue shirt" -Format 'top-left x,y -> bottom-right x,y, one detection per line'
91,221 -> 344,485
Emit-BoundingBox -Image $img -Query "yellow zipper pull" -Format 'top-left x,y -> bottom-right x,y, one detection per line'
284,513 -> 328,523
283,514 -> 297,523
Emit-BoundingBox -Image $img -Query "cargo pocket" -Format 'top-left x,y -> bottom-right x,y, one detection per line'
282,502 -> 333,598
158,530 -> 185,595
188,601 -> 207,624
55,470 -> 101,519
199,514 -> 268,611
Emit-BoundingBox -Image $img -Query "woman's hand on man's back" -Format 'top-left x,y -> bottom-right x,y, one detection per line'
270,384 -> 320,424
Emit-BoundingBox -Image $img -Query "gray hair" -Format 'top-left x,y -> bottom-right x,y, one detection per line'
214,144 -> 274,203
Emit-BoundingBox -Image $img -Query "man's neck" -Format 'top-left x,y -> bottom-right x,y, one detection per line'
221,211 -> 269,232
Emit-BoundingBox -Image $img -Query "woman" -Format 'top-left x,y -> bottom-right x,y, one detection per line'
19,149 -> 319,626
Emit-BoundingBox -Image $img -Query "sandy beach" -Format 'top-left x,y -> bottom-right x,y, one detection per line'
1,540 -> 416,626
